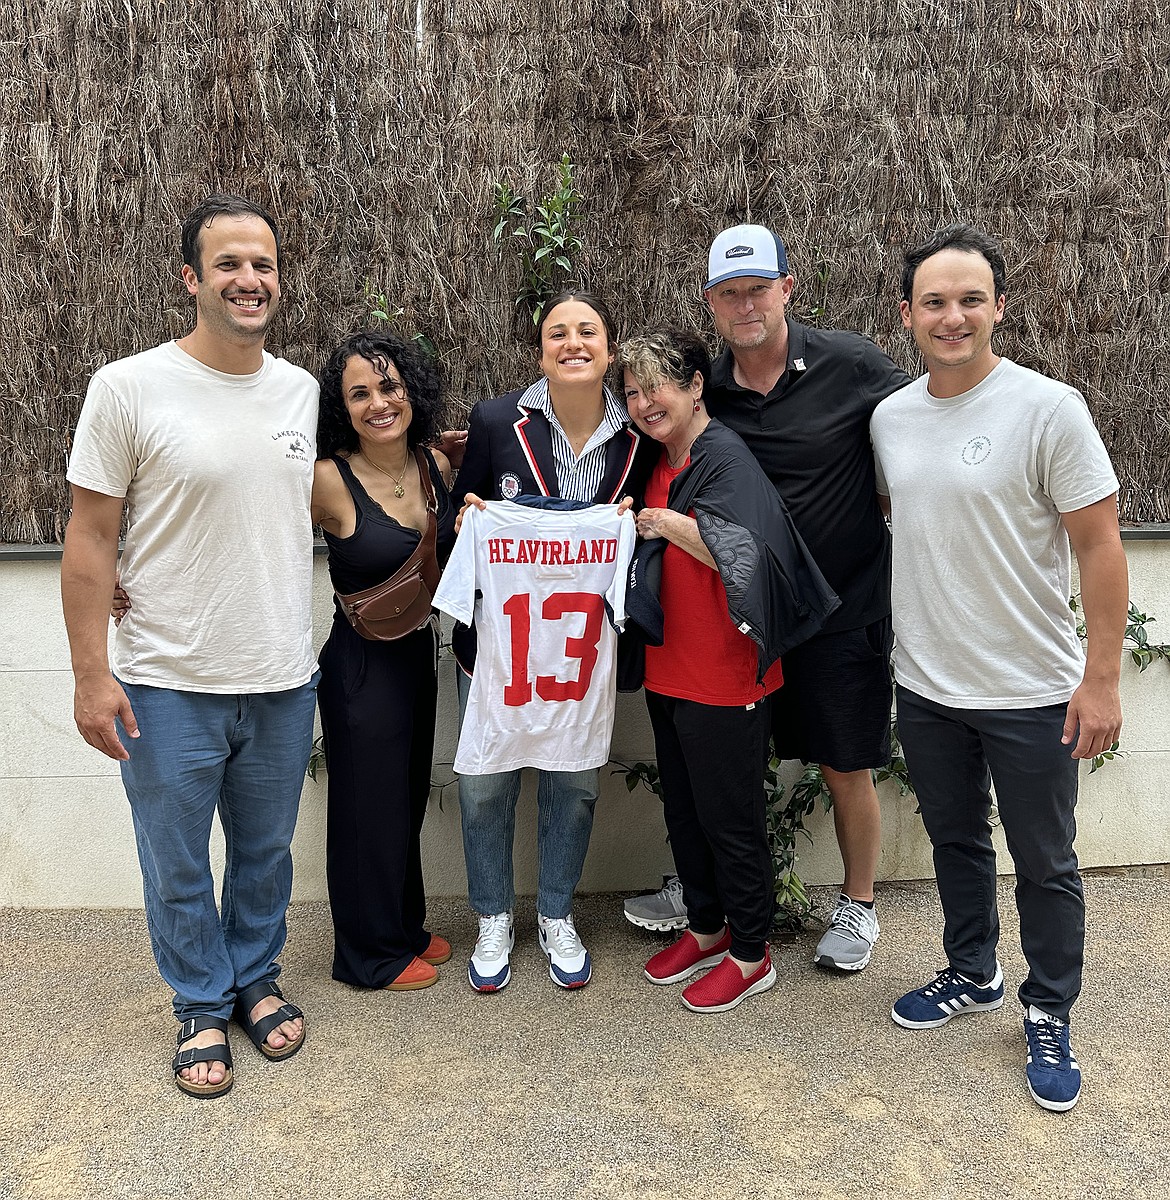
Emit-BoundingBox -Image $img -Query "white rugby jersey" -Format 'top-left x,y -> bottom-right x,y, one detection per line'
434,500 -> 636,773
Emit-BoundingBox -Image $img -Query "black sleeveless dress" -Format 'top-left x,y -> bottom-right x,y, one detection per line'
317,451 -> 455,988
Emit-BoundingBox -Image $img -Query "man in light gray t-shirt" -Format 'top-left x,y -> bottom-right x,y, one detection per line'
870,224 -> 1127,1114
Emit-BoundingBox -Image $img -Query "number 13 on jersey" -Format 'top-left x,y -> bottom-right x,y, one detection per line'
501,591 -> 604,707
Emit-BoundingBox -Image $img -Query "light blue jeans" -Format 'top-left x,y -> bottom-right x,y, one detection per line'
116,675 -> 318,1021
456,668 -> 599,918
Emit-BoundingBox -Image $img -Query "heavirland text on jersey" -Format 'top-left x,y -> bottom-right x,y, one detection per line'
486,538 -> 619,566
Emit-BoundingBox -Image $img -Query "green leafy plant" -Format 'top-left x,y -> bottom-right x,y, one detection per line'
1069,594 -> 1170,671
767,759 -> 833,929
306,734 -> 326,781
616,759 -> 662,800
360,279 -> 438,358
492,154 -> 584,326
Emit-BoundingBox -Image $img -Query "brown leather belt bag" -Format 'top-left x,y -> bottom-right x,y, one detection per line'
335,447 -> 441,641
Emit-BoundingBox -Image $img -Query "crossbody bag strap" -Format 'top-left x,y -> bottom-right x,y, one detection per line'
334,453 -> 440,613
416,445 -> 439,514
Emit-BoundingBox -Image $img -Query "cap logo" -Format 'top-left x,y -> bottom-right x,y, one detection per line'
725,244 -> 755,260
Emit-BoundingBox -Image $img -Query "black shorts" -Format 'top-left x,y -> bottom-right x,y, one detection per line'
769,615 -> 893,773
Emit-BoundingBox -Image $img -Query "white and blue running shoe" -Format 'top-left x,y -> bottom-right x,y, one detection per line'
468,912 -> 514,992
537,913 -> 592,989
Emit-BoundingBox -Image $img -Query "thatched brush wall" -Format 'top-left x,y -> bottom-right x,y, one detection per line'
3,0 -> 1167,541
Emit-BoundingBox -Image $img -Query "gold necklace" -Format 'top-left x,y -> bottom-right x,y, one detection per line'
362,451 -> 410,498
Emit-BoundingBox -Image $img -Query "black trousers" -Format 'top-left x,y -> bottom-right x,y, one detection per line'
896,685 -> 1084,1020
318,617 -> 438,988
645,691 -> 774,960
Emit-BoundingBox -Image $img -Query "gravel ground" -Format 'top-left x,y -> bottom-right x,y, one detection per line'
3,876 -> 1168,1200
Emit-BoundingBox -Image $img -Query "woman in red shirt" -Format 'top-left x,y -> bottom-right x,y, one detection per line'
618,328 -> 837,1013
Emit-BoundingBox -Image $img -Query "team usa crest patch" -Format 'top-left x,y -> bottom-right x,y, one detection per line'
499,472 -> 522,500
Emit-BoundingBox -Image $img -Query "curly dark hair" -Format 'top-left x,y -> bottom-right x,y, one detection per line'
317,330 -> 443,458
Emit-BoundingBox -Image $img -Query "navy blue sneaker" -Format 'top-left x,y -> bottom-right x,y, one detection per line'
891,964 -> 1005,1029
1024,1006 -> 1081,1112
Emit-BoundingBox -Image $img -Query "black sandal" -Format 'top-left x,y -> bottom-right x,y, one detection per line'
233,980 -> 305,1061
172,1015 -> 234,1099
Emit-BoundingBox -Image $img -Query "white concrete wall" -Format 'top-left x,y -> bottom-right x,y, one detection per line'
2,540 -> 1167,907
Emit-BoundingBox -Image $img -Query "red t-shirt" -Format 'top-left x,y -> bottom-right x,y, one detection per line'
642,455 -> 784,706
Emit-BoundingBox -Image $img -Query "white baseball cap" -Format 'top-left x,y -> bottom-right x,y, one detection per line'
704,224 -> 790,291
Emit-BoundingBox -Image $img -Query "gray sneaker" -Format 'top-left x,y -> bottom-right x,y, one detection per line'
623,876 -> 688,932
813,894 -> 879,971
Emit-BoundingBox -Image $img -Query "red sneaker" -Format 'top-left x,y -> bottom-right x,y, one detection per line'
681,948 -> 776,1013
421,934 -> 452,965
644,927 -> 732,985
383,956 -> 438,991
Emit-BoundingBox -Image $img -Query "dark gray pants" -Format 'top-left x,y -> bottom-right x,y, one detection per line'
896,685 -> 1084,1020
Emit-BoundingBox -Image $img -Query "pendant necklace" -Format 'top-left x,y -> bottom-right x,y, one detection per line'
363,452 -> 409,498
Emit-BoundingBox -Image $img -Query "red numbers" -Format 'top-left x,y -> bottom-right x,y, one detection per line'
501,593 -> 532,707
501,591 -> 605,707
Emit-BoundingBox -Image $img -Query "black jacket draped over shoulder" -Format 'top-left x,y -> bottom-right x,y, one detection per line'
622,419 -> 840,689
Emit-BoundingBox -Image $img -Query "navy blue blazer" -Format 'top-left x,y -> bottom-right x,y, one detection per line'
453,388 -> 654,508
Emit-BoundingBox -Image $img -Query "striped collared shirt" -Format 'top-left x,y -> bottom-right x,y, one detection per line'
519,379 -> 631,502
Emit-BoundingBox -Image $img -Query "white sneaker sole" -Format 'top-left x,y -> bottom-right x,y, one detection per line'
624,910 -> 689,932
1027,1082 -> 1080,1112
644,949 -> 727,986
681,964 -> 777,1014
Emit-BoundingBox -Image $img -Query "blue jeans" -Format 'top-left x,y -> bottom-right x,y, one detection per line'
117,675 -> 318,1021
456,668 -> 598,918
896,685 -> 1084,1020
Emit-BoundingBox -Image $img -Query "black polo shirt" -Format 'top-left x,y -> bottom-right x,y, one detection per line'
706,318 -> 911,634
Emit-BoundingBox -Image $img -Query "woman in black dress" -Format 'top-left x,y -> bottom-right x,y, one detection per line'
313,330 -> 456,991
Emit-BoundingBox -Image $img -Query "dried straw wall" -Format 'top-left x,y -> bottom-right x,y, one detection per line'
3,0 -> 1168,541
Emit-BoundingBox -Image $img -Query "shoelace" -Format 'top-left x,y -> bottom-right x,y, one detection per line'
920,968 -> 967,997
661,877 -> 685,903
1027,1018 -> 1069,1066
829,898 -> 874,940
542,917 -> 582,957
476,915 -> 511,957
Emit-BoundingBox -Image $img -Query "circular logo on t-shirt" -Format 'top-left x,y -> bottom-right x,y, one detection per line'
961,436 -> 992,465
500,472 -> 522,499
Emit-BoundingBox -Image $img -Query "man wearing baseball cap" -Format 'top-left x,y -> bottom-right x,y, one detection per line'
700,223 -> 910,971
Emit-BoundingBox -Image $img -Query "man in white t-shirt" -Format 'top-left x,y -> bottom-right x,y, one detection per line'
61,195 -> 319,1099
870,224 -> 1127,1113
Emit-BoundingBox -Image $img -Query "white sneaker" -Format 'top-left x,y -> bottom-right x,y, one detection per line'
468,912 -> 514,992
537,913 -> 592,989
